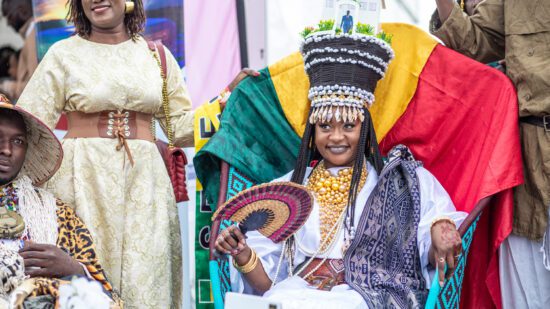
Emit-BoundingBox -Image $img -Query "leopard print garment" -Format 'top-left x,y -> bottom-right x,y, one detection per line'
31,200 -> 113,298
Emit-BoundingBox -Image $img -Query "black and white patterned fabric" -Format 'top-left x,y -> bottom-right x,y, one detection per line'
344,145 -> 427,308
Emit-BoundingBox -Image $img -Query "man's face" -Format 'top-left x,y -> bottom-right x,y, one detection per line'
0,115 -> 27,185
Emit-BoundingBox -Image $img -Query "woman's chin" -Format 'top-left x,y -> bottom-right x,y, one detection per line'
89,15 -> 122,31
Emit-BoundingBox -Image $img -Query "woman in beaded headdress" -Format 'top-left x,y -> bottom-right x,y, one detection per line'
215,21 -> 467,308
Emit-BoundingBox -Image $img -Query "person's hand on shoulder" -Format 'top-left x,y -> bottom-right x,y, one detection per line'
220,68 -> 261,111
227,68 -> 260,91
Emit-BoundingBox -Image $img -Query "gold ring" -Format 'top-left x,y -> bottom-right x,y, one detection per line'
438,257 -> 445,263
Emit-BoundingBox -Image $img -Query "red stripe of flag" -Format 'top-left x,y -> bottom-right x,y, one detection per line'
380,44 -> 523,308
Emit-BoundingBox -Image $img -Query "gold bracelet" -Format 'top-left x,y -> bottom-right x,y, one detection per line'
234,249 -> 258,273
431,216 -> 456,230
232,249 -> 259,274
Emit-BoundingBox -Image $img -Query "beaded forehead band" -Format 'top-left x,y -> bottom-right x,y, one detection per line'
301,22 -> 394,124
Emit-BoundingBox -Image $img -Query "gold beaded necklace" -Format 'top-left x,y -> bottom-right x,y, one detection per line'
307,161 -> 367,252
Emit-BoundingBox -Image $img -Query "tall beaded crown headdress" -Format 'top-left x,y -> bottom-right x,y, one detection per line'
300,20 -> 394,124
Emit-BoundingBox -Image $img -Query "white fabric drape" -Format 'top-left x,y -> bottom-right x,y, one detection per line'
499,207 -> 550,309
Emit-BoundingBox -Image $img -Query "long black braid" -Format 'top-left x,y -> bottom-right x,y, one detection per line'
345,108 -> 384,230
290,109 -> 316,184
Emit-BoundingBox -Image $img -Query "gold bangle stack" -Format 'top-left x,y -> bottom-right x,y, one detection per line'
232,249 -> 259,274
430,216 -> 456,230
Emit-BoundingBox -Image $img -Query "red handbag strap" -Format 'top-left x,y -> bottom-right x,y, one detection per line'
148,39 -> 175,147
147,41 -> 189,203
147,40 -> 167,77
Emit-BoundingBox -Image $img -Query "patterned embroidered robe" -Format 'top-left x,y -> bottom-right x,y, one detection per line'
345,145 -> 427,308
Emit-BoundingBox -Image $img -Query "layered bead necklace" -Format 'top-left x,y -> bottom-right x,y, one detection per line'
0,182 -> 26,251
306,161 -> 367,252
0,182 -> 18,212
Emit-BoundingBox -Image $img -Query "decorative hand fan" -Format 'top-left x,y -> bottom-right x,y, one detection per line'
212,182 -> 313,243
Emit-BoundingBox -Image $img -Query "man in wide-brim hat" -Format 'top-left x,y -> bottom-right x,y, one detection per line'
0,94 -> 116,307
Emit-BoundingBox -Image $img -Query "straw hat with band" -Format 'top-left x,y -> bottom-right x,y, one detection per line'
0,94 -> 63,186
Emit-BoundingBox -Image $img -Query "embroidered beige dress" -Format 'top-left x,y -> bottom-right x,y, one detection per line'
17,35 -> 193,309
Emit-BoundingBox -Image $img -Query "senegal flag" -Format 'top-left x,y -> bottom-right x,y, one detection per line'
194,23 -> 522,308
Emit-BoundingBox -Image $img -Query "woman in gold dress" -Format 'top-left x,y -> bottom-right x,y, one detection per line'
16,0 -> 255,307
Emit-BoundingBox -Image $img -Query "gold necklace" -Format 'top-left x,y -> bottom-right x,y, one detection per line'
307,162 -> 367,252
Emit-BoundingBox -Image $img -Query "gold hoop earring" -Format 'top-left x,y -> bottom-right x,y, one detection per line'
125,1 -> 135,14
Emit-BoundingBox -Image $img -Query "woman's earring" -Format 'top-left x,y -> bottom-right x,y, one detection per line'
125,1 -> 135,14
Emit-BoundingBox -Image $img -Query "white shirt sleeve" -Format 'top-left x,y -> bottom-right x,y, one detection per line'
416,166 -> 468,286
